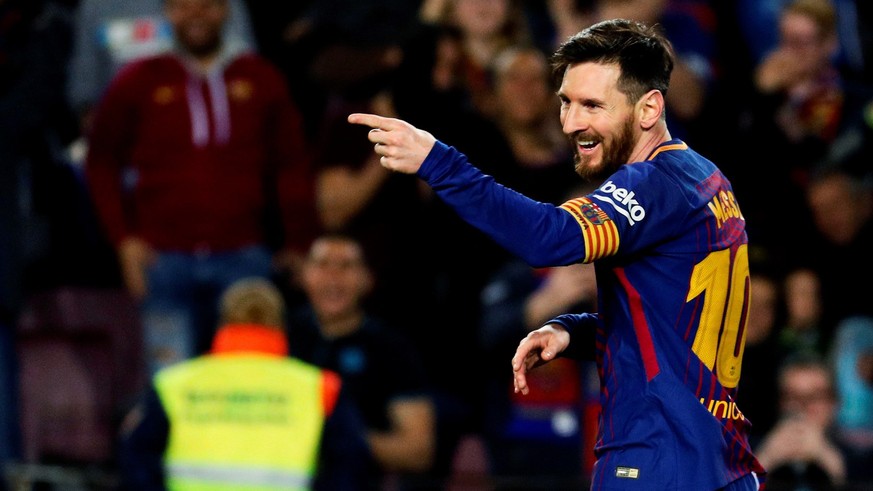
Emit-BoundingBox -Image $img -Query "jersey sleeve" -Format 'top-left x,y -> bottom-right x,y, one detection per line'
577,161 -> 695,259
418,142 -> 585,267
546,313 -> 599,360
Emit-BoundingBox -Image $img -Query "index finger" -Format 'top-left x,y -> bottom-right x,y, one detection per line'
513,363 -> 529,395
347,113 -> 399,130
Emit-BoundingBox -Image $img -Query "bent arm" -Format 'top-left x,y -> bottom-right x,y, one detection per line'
367,397 -> 436,472
545,313 -> 600,360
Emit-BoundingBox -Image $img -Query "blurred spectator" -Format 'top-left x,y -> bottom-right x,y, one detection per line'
803,169 -> 873,344
84,0 -> 319,376
738,269 -> 785,446
420,0 -> 533,118
288,234 -> 437,490
489,45 -> 578,205
478,259 -> 597,489
118,276 -> 371,491
828,316 -> 873,483
390,22 -> 527,480
752,0 -> 842,150
735,0 -> 873,85
779,267 -> 827,357
67,0 -> 255,138
252,0 -> 423,139
733,0 -> 859,270
755,353 -> 848,490
0,0 -> 76,472
310,22 -> 520,484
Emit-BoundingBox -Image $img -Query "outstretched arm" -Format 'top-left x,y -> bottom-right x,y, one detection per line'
347,113 -> 436,174
348,113 -> 586,267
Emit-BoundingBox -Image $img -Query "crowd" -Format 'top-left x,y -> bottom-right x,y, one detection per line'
1,0 -> 872,489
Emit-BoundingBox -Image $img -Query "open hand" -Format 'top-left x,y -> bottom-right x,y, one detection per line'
511,324 -> 571,395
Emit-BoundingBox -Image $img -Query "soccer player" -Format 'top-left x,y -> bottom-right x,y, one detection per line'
348,18 -> 765,490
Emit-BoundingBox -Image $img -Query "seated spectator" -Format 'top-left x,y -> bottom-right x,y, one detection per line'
735,0 -> 873,85
118,277 -> 372,491
288,234 -> 437,490
739,269 -> 786,446
804,169 -> 873,344
779,267 -> 827,358
754,353 -> 848,490
310,24 -> 523,482
731,0 -> 845,262
753,0 -> 843,150
488,45 -> 578,205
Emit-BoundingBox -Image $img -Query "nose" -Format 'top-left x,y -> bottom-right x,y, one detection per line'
561,103 -> 587,136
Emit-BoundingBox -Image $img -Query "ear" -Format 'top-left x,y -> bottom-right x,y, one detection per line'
638,89 -> 665,130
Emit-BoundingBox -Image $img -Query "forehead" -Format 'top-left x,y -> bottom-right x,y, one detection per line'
309,239 -> 363,262
780,10 -> 820,37
559,62 -> 623,98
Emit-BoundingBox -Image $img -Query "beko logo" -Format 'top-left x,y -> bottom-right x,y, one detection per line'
592,180 -> 646,225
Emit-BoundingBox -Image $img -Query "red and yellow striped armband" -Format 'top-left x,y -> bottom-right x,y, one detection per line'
560,197 -> 620,262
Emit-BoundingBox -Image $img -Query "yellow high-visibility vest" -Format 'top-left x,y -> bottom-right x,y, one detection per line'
155,354 -> 330,491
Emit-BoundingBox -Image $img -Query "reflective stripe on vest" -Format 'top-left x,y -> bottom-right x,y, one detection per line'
155,354 -> 327,491
166,462 -> 311,488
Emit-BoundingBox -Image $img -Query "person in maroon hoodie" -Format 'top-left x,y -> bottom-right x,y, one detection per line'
85,0 -> 319,377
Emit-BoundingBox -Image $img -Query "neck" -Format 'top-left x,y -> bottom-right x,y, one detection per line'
189,50 -> 221,73
317,309 -> 365,339
629,122 -> 672,163
179,42 -> 224,73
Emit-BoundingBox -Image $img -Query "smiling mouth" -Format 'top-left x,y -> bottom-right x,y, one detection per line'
577,139 -> 599,151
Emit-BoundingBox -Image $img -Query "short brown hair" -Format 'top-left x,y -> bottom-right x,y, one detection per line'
219,277 -> 285,329
785,0 -> 837,39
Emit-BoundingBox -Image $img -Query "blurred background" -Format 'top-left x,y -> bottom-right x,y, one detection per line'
1,0 -> 872,489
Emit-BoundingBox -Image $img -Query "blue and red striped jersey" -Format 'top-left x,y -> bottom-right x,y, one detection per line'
419,139 -> 765,490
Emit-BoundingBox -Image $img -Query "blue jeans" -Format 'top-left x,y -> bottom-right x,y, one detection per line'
142,245 -> 273,376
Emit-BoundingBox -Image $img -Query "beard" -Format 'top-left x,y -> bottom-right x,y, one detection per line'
177,28 -> 223,58
572,115 -> 635,182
